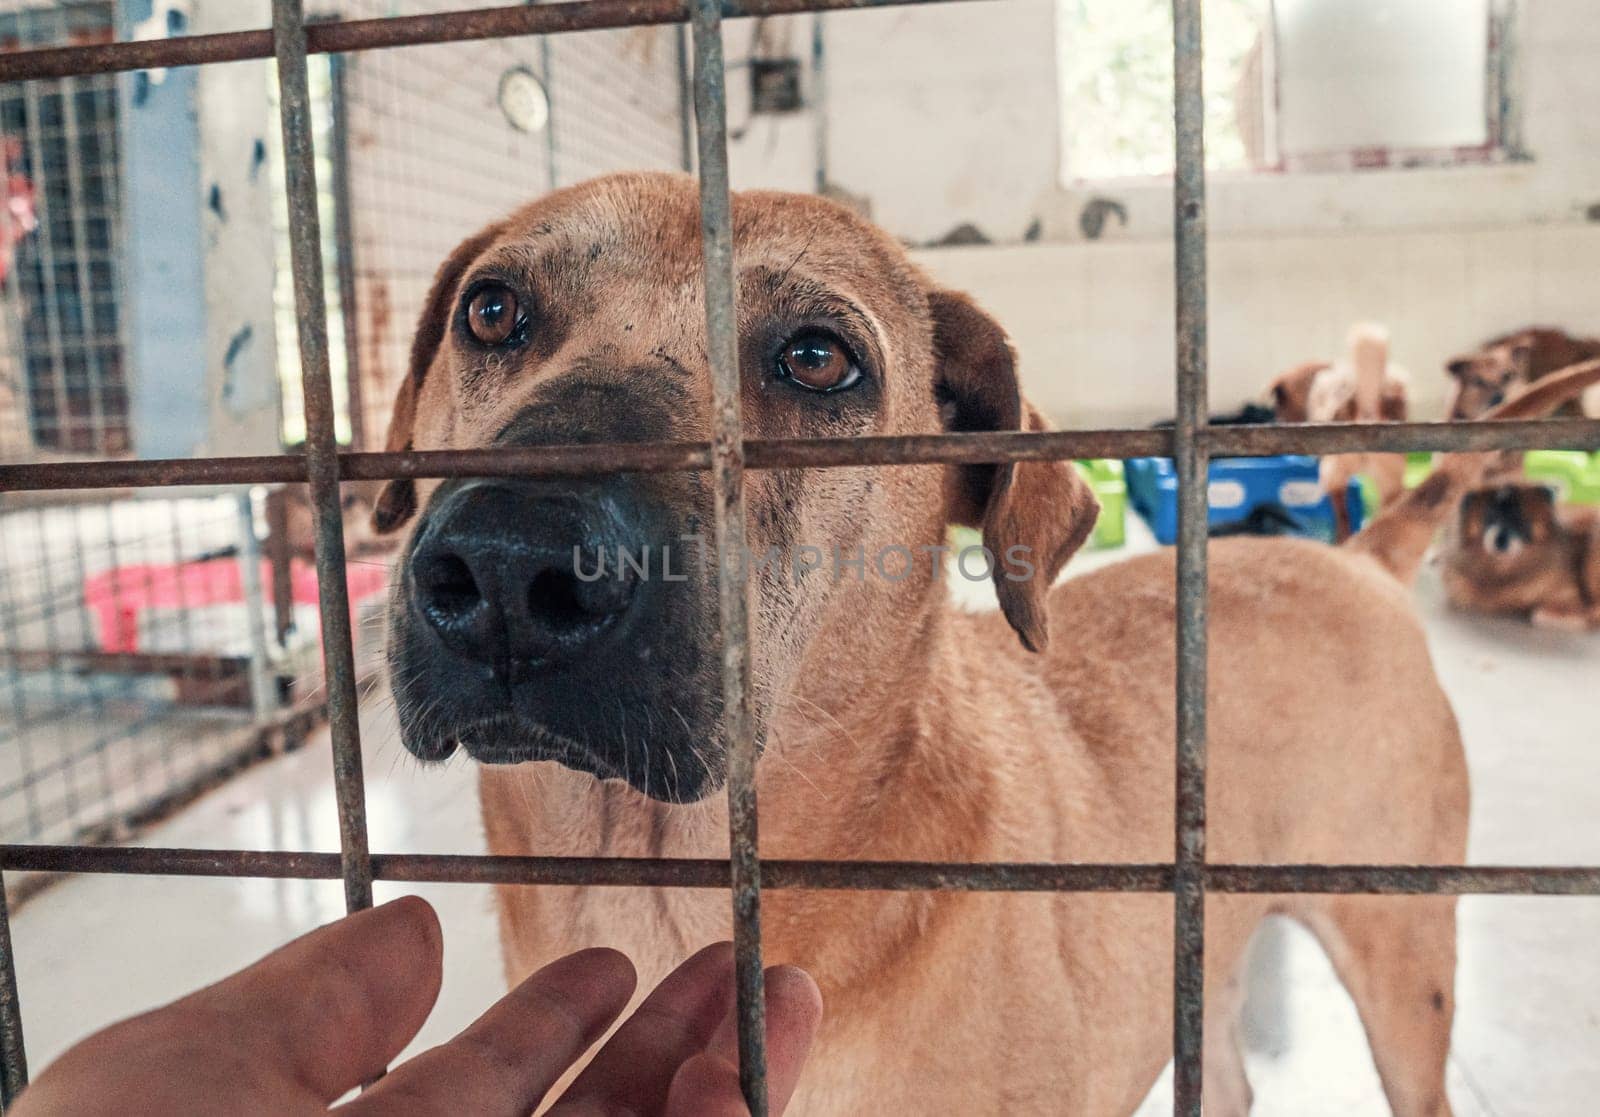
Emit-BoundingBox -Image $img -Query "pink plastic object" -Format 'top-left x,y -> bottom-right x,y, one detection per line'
82,557 -> 388,653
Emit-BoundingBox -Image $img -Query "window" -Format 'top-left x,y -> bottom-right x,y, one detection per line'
1057,0 -> 1515,183
1057,0 -> 1266,180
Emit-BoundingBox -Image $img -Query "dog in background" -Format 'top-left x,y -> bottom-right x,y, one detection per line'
277,478 -> 391,563
1445,327 -> 1600,420
1442,483 -> 1600,630
1267,324 -> 1409,425
1268,323 -> 1410,540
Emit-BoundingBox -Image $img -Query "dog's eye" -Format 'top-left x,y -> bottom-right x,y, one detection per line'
776,332 -> 860,392
466,283 -> 523,346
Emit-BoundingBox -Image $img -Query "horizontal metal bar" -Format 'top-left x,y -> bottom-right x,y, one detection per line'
0,0 -> 953,84
4,418 -> 1597,494
1207,418 -> 1600,456
0,650 -> 247,677
1206,865 -> 1600,895
4,846 -> 1599,895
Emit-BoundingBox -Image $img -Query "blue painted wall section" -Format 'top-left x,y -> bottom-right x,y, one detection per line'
118,0 -> 208,459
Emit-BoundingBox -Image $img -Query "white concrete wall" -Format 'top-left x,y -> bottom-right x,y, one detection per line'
914,224 -> 1600,426
193,0 -> 283,459
732,0 -> 1600,425
336,3 -> 684,447
727,1 -> 1060,244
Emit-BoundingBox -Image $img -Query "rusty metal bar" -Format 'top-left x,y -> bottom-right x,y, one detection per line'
0,650 -> 248,676
1203,865 -> 1600,895
689,0 -> 768,1108
0,0 -> 957,84
1206,416 -> 1600,455
0,878 -> 26,1106
4,417 -> 1598,494
2,845 -> 1598,895
1170,1 -> 1209,1112
272,0 -> 373,916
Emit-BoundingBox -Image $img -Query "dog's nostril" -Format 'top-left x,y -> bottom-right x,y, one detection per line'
420,553 -> 483,617
528,569 -> 591,631
528,565 -> 635,633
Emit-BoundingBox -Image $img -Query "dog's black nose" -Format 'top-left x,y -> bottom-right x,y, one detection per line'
408,480 -> 642,668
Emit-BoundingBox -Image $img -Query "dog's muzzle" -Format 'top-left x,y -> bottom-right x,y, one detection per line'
389,472 -> 724,802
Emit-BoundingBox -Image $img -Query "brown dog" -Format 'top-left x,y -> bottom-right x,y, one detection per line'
1267,323 -> 1409,539
1442,483 -> 1600,629
1266,325 -> 1409,426
372,173 -> 1600,1116
1445,326 -> 1600,420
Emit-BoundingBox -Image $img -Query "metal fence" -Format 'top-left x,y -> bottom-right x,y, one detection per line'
0,491 -> 260,848
0,2 -> 1596,1116
0,0 -> 685,883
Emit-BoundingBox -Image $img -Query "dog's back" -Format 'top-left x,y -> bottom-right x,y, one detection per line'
1039,534 -> 1459,866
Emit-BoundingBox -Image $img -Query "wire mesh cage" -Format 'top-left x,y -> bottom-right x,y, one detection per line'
0,2 -> 1593,1116
0,0 -> 691,877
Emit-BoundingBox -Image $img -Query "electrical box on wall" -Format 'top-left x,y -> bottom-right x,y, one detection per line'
750,58 -> 804,114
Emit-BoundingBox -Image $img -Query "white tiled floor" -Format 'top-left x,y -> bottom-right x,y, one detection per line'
10,522 -> 1600,1115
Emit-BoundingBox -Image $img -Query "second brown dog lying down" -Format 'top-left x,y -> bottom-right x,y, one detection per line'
1445,326 -> 1600,420
1442,482 -> 1600,630
371,174 -> 1600,1116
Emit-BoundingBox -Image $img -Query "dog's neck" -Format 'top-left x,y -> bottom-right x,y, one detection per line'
483,597 -> 1026,858
476,592 -> 1070,991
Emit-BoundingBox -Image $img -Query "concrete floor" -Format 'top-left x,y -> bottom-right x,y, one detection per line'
8,523 -> 1600,1115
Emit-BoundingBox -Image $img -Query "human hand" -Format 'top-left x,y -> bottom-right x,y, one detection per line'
12,896 -> 820,1116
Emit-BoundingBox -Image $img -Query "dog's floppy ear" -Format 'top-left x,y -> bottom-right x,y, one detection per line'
930,289 -> 1098,653
371,221 -> 505,535
1266,364 -> 1313,423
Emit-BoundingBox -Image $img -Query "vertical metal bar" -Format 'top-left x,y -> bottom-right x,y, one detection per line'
540,36 -> 560,190
810,13 -> 827,194
58,73 -> 111,454
0,875 -> 27,1107
20,80 -> 71,450
99,501 -> 150,803
32,508 -> 82,832
0,522 -> 43,840
140,514 -> 178,791
327,54 -> 365,452
688,0 -> 768,1111
675,24 -> 694,173
165,503 -> 198,782
1170,1 -> 1209,1114
235,489 -> 276,723
64,505 -> 116,820
0,142 -> 33,454
272,0 -> 374,915
1494,0 -> 1525,160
